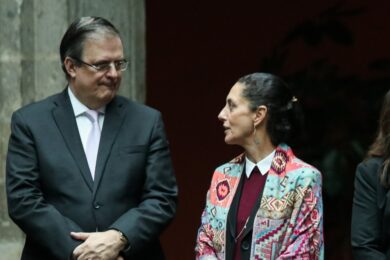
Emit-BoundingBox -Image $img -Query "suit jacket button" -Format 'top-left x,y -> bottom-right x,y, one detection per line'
94,203 -> 101,209
241,240 -> 250,251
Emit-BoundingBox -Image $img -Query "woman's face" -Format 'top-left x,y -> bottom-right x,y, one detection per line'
218,82 -> 256,146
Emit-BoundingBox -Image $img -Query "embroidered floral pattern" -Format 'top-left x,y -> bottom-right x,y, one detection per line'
216,180 -> 230,201
271,150 -> 288,174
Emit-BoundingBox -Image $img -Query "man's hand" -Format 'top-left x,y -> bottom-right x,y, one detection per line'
71,230 -> 127,260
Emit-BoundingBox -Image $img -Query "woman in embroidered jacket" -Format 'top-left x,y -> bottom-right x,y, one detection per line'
195,73 -> 324,260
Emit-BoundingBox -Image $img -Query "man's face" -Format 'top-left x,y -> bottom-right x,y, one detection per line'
68,35 -> 124,109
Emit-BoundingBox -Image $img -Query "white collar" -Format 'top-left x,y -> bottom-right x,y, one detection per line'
245,150 -> 275,178
68,86 -> 105,116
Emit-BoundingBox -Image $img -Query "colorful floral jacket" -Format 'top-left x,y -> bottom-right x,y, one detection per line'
195,144 -> 324,259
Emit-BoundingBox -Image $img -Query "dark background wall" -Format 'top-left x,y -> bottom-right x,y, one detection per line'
145,1 -> 390,259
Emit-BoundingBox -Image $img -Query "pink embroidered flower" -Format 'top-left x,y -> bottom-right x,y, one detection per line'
216,180 -> 230,201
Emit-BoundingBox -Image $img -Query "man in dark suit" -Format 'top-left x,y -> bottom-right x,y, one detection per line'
6,17 -> 177,260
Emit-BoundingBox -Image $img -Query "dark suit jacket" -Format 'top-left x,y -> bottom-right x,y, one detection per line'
6,90 -> 178,260
351,157 -> 390,259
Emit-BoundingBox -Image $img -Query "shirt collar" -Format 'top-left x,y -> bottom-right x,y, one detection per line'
245,150 -> 275,178
68,86 -> 106,117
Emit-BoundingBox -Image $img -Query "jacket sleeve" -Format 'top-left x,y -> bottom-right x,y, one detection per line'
277,169 -> 324,260
351,160 -> 386,260
195,190 -> 219,260
109,112 -> 178,257
6,111 -> 83,260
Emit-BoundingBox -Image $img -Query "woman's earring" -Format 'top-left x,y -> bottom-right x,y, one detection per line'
253,124 -> 260,145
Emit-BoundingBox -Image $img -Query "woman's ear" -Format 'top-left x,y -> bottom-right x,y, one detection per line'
253,105 -> 267,127
64,57 -> 77,78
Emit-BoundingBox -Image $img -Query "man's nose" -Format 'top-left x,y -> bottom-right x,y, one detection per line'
106,63 -> 119,77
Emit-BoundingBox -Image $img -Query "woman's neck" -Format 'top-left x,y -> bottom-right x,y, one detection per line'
244,136 -> 275,163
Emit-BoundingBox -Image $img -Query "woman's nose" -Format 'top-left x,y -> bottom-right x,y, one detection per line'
218,107 -> 226,121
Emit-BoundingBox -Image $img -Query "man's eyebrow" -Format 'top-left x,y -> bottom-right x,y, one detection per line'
93,58 -> 126,63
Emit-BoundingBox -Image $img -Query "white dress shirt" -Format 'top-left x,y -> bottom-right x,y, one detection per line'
68,87 -> 105,151
245,150 -> 276,178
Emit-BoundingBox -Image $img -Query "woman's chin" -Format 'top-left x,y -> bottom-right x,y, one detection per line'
224,136 -> 236,145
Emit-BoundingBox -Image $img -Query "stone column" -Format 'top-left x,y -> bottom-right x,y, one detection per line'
0,1 -> 24,258
0,0 -> 145,258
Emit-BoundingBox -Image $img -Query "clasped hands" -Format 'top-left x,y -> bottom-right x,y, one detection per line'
71,230 -> 127,260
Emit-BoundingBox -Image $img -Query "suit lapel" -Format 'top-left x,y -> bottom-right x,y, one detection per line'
93,97 -> 126,192
225,162 -> 245,259
228,171 -> 244,239
52,90 -> 93,191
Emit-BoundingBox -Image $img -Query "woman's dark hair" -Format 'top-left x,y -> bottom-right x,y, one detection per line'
238,72 -> 304,146
59,16 -> 120,78
367,89 -> 390,187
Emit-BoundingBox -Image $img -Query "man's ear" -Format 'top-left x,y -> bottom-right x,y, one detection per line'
253,105 -> 267,127
64,57 -> 77,78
